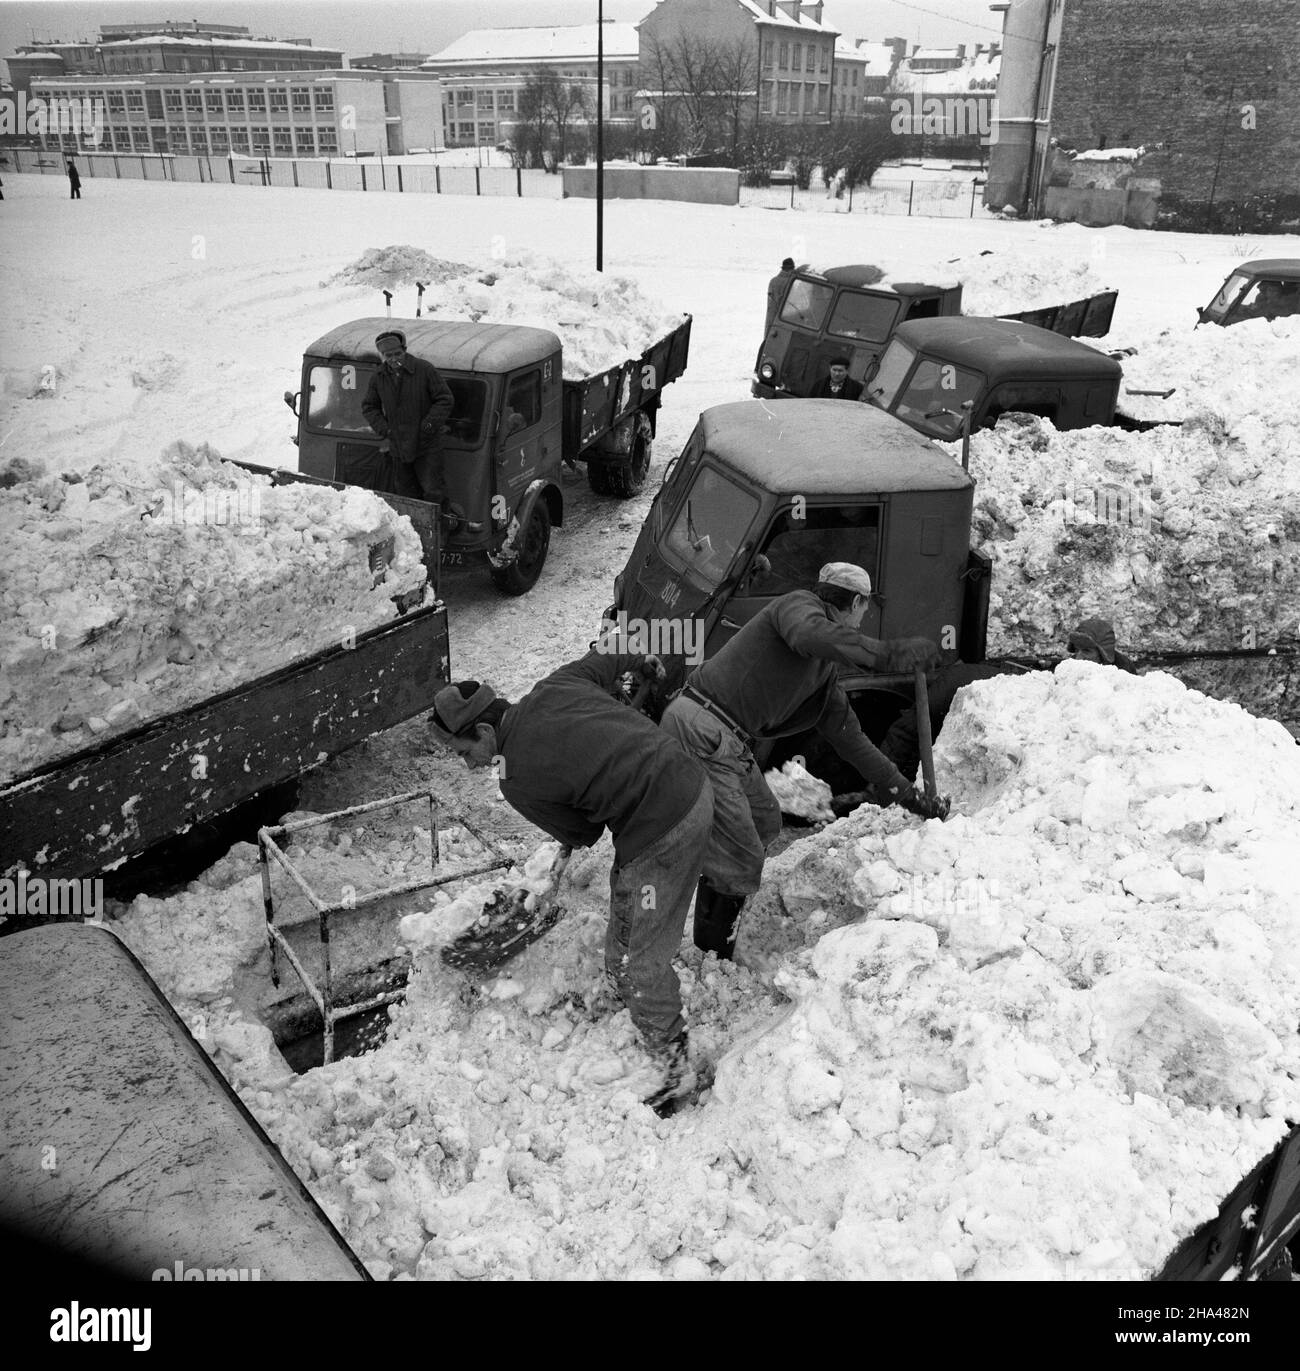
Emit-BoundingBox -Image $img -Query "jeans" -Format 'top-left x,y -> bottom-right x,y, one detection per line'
659,696 -> 782,898
605,783 -> 713,1050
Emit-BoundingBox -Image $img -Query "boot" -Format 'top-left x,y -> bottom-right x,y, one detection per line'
642,1031 -> 697,1116
693,877 -> 746,961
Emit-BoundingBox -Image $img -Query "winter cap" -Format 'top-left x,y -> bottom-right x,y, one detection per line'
375,329 -> 407,350
1068,617 -> 1117,664
781,257 -> 795,271
429,681 -> 497,739
818,562 -> 872,598
828,356 -> 851,368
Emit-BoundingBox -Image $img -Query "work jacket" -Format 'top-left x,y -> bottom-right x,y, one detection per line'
687,591 -> 909,796
361,355 -> 454,465
497,651 -> 707,866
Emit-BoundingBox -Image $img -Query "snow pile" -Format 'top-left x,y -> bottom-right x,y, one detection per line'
717,663 -> 1300,1278
327,246 -> 476,290
765,759 -> 835,822
866,248 -> 1107,315
1107,314 -> 1300,427
1075,147 -> 1146,162
330,247 -> 686,380
0,442 -> 427,782
954,413 -> 1300,665
107,668 -> 1300,1281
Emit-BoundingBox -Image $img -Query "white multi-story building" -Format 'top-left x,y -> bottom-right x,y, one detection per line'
420,23 -> 640,148
28,69 -> 444,157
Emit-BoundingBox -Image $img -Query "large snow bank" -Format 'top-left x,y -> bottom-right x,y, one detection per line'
331,247 -> 687,380
0,442 -> 426,782
110,667 -> 1300,1280
955,413 -> 1300,664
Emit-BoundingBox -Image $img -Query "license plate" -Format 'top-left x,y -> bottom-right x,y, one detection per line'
439,551 -> 464,565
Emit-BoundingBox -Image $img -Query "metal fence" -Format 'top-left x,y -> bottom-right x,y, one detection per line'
742,177 -> 993,218
4,148 -> 566,199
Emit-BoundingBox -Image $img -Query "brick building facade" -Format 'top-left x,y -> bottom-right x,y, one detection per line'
1048,0 -> 1300,220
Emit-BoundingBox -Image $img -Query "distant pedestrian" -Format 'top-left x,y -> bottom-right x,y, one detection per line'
812,357 -> 863,401
66,160 -> 81,199
765,257 -> 796,331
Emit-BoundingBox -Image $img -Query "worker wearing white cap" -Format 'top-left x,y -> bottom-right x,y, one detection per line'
659,563 -> 947,961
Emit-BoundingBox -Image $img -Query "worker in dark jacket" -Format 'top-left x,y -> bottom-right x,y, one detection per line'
659,563 -> 947,961
765,257 -> 796,331
66,160 -> 81,200
430,650 -> 714,1114
812,357 -> 863,401
361,329 -> 454,503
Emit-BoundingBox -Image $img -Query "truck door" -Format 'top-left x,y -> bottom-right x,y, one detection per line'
495,365 -> 547,511
709,503 -> 885,655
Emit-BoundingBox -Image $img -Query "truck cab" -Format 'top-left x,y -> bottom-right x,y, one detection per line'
605,401 -> 990,779
1197,259 -> 1300,327
864,317 -> 1123,439
754,266 -> 962,399
286,318 -> 566,594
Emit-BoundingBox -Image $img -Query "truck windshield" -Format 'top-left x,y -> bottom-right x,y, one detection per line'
865,341 -> 916,410
779,279 -> 834,332
305,365 -> 488,448
1201,271 -> 1250,322
827,290 -> 900,343
891,358 -> 985,438
663,465 -> 759,587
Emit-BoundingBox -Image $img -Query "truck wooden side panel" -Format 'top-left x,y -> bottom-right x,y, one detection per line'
563,315 -> 693,457
0,604 -> 450,881
0,924 -> 368,1280
1000,289 -> 1118,338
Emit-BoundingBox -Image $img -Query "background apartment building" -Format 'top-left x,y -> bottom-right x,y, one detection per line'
419,24 -> 639,149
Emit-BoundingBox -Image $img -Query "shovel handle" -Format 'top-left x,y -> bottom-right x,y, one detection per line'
914,666 -> 937,800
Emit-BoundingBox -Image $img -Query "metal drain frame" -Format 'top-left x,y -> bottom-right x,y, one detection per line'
258,788 -> 513,1063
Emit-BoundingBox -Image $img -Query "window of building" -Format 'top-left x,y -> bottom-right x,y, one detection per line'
272,126 -> 292,153
313,88 -> 334,112
190,129 -> 208,152
230,128 -> 250,153
291,86 -> 311,112
760,84 -> 773,115
250,126 -> 270,152
185,89 -> 203,115
777,82 -> 789,115
227,88 -> 245,113
210,127 -> 230,151
779,42 -> 788,68
145,90 -> 164,119
821,45 -> 829,72
126,91 -> 145,114
153,133 -> 169,153
295,128 -> 315,154
204,89 -> 223,113
318,126 -> 338,153
269,89 -> 289,113
164,88 -> 183,113
107,92 -> 126,114
792,44 -> 802,70
251,88 -> 269,113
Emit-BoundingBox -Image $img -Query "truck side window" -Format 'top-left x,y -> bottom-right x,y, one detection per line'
827,290 -> 899,342
779,280 -> 834,331
985,383 -> 1060,427
750,506 -> 882,597
504,370 -> 542,433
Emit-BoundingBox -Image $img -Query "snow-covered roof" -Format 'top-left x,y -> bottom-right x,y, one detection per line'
836,39 -> 898,77
425,23 -> 639,66
735,1 -> 838,35
100,35 -> 337,54
891,56 -> 1000,94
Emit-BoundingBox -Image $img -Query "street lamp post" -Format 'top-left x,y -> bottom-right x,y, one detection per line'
597,0 -> 605,272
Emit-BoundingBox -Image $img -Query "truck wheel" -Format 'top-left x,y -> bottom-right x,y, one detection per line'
490,502 -> 551,596
588,422 -> 651,498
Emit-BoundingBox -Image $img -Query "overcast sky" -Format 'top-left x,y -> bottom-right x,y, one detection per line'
1,0 -> 1007,73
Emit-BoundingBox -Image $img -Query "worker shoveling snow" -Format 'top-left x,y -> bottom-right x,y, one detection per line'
108,663 -> 1300,1280
0,441 -> 427,782
329,246 -> 687,380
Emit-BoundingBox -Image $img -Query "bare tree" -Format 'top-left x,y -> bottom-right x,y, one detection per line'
641,30 -> 758,160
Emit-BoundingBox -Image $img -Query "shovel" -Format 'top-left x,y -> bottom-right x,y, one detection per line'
441,844 -> 573,974
830,667 -> 942,819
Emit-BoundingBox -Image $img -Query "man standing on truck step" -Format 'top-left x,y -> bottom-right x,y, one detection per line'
429,651 -> 715,1115
659,563 -> 948,963
361,329 -> 455,504
766,258 -> 797,331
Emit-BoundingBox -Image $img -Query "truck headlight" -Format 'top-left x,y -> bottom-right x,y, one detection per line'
758,360 -> 776,384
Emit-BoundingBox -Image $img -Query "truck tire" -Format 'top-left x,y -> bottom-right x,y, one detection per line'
490,501 -> 551,596
587,421 -> 651,498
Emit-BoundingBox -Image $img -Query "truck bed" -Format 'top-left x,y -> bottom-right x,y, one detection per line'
563,314 -> 693,456
999,289 -> 1118,338
0,602 -> 450,883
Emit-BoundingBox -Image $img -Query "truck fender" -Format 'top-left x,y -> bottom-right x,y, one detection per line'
488,479 -> 561,568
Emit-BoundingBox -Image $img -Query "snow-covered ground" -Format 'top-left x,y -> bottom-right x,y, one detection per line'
3,172 -> 1299,1281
